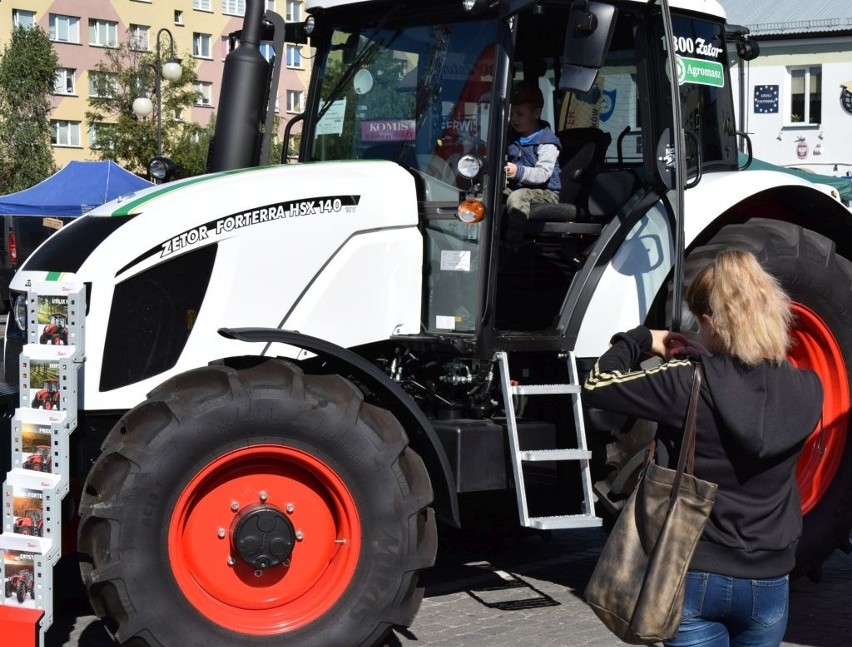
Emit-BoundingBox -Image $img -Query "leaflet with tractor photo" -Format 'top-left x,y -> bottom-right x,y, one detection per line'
18,346 -> 78,422
0,533 -> 55,624
2,471 -> 61,547
25,281 -> 85,355
11,412 -> 70,497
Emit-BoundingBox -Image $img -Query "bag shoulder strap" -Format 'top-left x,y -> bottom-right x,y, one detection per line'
669,362 -> 703,504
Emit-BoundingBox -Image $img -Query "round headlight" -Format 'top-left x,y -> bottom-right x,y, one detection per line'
457,154 -> 482,179
12,293 -> 28,332
148,156 -> 178,182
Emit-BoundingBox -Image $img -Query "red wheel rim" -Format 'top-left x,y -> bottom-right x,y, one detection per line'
788,303 -> 849,514
168,445 -> 361,635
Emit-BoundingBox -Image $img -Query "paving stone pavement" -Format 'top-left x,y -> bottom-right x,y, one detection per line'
49,528 -> 852,646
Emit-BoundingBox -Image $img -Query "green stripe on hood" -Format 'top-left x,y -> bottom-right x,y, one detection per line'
110,166 -> 273,217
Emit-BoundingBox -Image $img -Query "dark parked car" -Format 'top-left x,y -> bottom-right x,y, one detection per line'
0,216 -> 68,312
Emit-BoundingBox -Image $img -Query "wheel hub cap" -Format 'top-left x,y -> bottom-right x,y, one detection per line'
232,505 -> 295,570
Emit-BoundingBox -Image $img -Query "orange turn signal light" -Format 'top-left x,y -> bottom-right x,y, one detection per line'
457,198 -> 485,224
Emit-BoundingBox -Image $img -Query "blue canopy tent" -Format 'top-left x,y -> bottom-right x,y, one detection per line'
0,160 -> 151,216
0,161 -> 152,309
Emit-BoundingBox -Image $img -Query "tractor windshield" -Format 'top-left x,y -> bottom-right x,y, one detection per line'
308,16 -> 499,200
663,13 -> 738,172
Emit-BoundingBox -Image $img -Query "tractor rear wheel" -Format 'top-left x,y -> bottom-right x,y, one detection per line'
16,582 -> 25,604
679,219 -> 852,578
78,359 -> 436,646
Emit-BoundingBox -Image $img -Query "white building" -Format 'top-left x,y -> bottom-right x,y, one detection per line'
724,0 -> 852,181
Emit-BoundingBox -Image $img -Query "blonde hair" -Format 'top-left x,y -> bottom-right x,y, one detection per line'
686,249 -> 792,366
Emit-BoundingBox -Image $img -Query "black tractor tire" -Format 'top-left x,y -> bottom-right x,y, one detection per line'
680,219 -> 852,578
16,582 -> 25,604
4,580 -> 11,598
78,359 -> 437,646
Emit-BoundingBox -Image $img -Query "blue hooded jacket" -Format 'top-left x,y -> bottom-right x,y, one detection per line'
506,121 -> 562,192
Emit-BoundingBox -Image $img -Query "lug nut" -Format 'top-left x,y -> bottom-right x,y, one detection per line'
227,556 -> 235,566
217,528 -> 226,539
295,530 -> 304,541
286,503 -> 295,513
259,491 -> 268,502
230,501 -> 239,511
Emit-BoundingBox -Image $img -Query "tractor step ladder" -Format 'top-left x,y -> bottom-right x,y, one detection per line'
494,351 -> 602,530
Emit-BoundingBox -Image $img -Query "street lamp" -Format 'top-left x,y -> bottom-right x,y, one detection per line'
132,28 -> 182,158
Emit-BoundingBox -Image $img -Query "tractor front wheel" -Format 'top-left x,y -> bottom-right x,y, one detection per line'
78,359 -> 436,646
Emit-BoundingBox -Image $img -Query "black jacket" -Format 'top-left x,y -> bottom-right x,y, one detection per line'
583,326 -> 823,578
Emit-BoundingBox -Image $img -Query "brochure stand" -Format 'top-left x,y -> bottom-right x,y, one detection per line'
0,279 -> 85,647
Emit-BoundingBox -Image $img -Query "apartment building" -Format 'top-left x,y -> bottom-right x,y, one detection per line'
0,0 -> 311,169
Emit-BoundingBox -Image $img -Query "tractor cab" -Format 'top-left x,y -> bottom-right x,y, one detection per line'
14,508 -> 43,536
301,0 -> 737,352
40,312 -> 69,345
23,445 -> 52,472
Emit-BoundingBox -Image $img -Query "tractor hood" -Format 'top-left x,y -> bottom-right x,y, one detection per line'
11,161 -> 424,411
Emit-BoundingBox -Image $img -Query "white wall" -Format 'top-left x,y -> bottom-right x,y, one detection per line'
730,36 -> 852,182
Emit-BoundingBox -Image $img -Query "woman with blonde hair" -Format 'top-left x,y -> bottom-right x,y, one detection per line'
584,249 -> 823,647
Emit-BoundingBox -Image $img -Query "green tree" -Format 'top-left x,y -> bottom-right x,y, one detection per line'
86,38 -> 207,177
0,26 -> 59,192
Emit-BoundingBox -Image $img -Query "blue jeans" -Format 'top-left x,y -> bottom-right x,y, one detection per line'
664,571 -> 789,647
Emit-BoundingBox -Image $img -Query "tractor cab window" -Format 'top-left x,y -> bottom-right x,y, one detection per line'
309,19 -> 498,203
495,5 -> 651,332
308,14 -> 502,335
650,14 -> 738,173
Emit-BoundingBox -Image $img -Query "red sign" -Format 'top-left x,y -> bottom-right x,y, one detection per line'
361,120 -> 416,142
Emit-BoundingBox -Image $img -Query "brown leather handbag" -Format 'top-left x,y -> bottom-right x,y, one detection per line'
584,363 -> 718,644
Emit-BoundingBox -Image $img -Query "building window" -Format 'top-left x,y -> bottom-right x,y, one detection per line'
193,33 -> 212,58
88,123 -> 114,150
51,120 -> 81,147
130,25 -> 150,51
54,68 -> 76,95
175,11 -> 184,25
193,0 -> 212,10
789,66 -> 821,125
286,89 -> 303,114
193,81 -> 213,106
89,19 -> 118,48
259,42 -> 274,62
49,15 -> 80,43
285,0 -> 301,22
222,0 -> 246,17
286,44 -> 302,68
13,10 -> 37,29
89,72 -> 118,98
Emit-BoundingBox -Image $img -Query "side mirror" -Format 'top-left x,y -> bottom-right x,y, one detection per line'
559,1 -> 618,93
727,24 -> 760,62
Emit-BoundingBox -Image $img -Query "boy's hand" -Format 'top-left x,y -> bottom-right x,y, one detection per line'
505,162 -> 517,180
